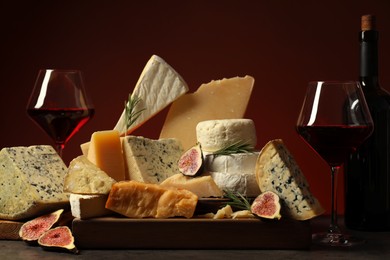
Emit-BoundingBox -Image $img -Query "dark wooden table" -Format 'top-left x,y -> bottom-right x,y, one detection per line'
0,216 -> 389,259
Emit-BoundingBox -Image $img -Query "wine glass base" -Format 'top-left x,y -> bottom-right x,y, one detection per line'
312,232 -> 365,247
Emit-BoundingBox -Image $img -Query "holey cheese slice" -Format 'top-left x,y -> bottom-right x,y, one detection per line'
114,55 -> 189,135
255,139 -> 324,221
0,146 -> 69,220
106,181 -> 198,218
160,76 -> 254,151
123,136 -> 184,183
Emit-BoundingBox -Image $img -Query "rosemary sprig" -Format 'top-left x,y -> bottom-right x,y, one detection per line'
224,190 -> 251,210
124,94 -> 146,132
213,141 -> 254,156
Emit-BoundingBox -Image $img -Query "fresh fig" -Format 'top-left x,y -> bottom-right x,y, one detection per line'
19,209 -> 64,243
38,226 -> 78,254
250,191 -> 282,220
178,143 -> 204,176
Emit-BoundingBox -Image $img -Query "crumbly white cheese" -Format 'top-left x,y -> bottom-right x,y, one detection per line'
122,136 -> 184,184
255,139 -> 325,220
64,155 -> 116,195
0,145 -> 69,220
196,119 -> 257,152
114,55 -> 189,135
69,194 -> 112,219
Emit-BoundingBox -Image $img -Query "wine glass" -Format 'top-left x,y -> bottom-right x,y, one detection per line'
27,69 -> 94,157
296,81 -> 373,246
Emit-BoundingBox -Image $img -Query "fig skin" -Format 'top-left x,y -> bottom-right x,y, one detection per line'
250,191 -> 282,220
19,209 -> 64,243
38,226 -> 78,254
178,143 -> 204,177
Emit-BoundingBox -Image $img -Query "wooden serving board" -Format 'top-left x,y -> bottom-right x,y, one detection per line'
0,220 -> 23,240
72,217 -> 312,249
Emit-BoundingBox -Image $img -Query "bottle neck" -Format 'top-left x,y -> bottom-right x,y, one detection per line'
360,30 -> 380,89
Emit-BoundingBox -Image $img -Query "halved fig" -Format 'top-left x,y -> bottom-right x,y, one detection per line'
250,191 -> 282,220
178,143 -> 204,177
38,226 -> 78,254
19,209 -> 64,243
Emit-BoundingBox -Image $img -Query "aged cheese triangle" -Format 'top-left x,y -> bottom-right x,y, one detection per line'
159,76 -> 254,150
114,55 -> 189,135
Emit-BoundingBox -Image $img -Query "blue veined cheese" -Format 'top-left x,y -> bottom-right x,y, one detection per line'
114,55 -> 189,136
0,145 -> 69,220
122,136 -> 184,183
255,139 -> 325,221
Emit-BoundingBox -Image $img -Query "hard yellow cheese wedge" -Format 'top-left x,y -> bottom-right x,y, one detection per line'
159,76 -> 254,150
87,130 -> 125,181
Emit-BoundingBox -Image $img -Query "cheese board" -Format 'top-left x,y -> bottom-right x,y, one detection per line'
72,217 -> 312,250
0,220 -> 23,240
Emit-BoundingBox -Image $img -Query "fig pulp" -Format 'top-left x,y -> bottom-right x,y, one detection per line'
250,191 -> 281,220
38,226 -> 78,254
19,209 -> 64,243
178,143 -> 204,176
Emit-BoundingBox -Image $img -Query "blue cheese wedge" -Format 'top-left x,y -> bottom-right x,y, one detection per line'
0,145 -> 69,220
255,139 -> 325,220
114,55 -> 189,135
122,136 -> 184,183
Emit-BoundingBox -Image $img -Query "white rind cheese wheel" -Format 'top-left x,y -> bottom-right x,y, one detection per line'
209,171 -> 260,197
204,152 -> 259,174
255,139 -> 325,221
196,119 -> 257,152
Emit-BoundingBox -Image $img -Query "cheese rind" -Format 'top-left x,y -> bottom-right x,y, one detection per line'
0,146 -> 69,220
106,181 -> 198,218
69,194 -> 112,219
160,76 -> 254,150
204,152 -> 259,173
122,136 -> 184,183
87,130 -> 125,181
196,119 -> 257,152
255,139 -> 325,220
160,174 -> 223,198
114,55 -> 189,135
209,171 -> 260,197
64,155 -> 116,195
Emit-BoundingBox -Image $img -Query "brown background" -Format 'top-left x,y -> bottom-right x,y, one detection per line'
1,0 -> 389,215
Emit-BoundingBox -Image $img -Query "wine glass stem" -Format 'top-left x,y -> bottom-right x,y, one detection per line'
55,143 -> 64,158
329,165 -> 341,234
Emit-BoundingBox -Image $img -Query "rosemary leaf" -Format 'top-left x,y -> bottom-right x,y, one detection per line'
213,141 -> 254,156
124,94 -> 146,131
224,190 -> 251,210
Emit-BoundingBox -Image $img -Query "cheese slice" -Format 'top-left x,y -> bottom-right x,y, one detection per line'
196,119 -> 257,153
159,76 -> 254,150
69,194 -> 112,219
114,55 -> 189,135
160,173 -> 223,198
0,146 -> 69,220
87,130 -> 125,181
122,136 -> 183,183
64,155 -> 116,195
106,181 -> 198,218
255,139 -> 325,220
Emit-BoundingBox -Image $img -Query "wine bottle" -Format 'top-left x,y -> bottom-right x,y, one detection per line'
345,14 -> 390,231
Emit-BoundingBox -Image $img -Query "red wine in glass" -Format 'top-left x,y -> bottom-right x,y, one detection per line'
296,125 -> 374,167
296,81 -> 373,247
27,69 -> 94,157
